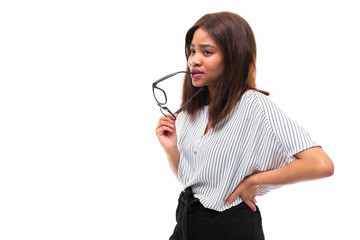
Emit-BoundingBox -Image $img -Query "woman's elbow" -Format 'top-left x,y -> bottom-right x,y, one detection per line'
297,147 -> 334,179
321,158 -> 334,177
315,151 -> 334,178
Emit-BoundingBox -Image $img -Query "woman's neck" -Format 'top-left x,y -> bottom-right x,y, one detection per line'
208,86 -> 216,103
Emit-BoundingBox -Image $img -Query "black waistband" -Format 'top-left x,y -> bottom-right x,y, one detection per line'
177,187 -> 199,240
180,187 -> 196,203
174,187 -> 262,240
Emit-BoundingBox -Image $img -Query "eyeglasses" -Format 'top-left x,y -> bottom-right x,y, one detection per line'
152,71 -> 203,120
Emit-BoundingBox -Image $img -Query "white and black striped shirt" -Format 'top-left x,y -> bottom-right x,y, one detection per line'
176,90 -> 319,212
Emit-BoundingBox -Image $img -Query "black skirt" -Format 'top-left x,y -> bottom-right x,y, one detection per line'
169,187 -> 265,240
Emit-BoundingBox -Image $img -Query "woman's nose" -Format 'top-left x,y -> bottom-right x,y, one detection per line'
189,54 -> 201,67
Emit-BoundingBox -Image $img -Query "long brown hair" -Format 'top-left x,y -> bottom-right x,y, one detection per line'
182,11 -> 269,127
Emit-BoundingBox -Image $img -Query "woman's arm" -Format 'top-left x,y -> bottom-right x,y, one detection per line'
165,147 -> 180,180
226,147 -> 334,211
252,146 -> 334,185
155,114 -> 180,179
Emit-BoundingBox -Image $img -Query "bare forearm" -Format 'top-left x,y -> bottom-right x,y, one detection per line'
226,147 -> 333,209
166,147 -> 180,180
250,147 -> 334,186
155,114 -> 180,180
251,160 -> 329,187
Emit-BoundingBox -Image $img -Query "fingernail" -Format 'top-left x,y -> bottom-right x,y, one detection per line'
225,201 -> 230,206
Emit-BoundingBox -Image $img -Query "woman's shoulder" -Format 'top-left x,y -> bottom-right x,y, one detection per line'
244,89 -> 268,100
239,89 -> 270,109
242,89 -> 277,109
225,90 -> 268,123
235,89 -> 280,122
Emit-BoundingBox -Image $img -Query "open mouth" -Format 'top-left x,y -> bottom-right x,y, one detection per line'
191,73 -> 203,79
190,70 -> 204,79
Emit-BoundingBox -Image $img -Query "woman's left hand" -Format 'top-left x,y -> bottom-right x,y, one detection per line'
225,147 -> 334,212
225,176 -> 259,212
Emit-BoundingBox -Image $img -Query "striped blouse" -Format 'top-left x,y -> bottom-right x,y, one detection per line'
176,90 -> 319,212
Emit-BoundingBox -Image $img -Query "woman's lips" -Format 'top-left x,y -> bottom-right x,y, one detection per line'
191,73 -> 203,79
190,70 -> 204,79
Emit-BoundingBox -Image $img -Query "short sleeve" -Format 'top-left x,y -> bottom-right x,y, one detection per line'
255,92 -> 320,161
252,92 -> 320,195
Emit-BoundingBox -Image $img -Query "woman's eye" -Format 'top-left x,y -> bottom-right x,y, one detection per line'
189,49 -> 195,54
204,50 -> 212,55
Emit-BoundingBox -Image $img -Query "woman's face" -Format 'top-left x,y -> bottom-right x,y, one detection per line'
188,28 -> 224,91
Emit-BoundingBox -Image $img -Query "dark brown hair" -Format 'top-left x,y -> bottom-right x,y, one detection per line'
181,11 -> 269,127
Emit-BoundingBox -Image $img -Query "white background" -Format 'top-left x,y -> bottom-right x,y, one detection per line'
0,0 -> 359,239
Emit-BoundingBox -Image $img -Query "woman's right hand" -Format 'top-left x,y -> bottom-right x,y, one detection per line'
155,114 -> 180,179
155,114 -> 178,152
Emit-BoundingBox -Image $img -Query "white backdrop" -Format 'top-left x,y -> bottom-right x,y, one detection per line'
0,0 -> 359,239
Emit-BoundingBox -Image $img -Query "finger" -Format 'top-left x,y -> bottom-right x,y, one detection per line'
156,119 -> 175,130
225,192 -> 239,206
160,115 -> 175,122
157,120 -> 175,129
159,116 -> 175,124
164,113 -> 177,121
155,125 -> 174,135
244,199 -> 257,212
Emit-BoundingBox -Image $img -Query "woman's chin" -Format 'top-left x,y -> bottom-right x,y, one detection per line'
191,80 -> 204,87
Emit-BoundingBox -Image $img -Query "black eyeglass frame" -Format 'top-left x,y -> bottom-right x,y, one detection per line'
152,71 -> 203,120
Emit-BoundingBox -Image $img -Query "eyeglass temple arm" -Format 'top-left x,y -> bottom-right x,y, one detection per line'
152,71 -> 190,87
174,87 -> 204,115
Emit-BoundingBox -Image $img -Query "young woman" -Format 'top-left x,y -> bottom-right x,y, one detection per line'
155,11 -> 334,240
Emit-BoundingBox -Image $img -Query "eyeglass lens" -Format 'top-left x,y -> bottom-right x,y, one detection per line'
153,87 -> 167,105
